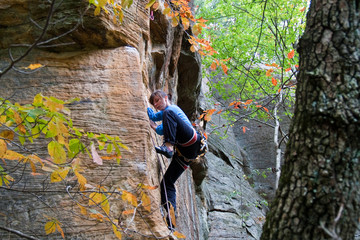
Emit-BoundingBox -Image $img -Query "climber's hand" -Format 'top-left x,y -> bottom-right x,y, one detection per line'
147,107 -> 155,119
149,120 -> 157,130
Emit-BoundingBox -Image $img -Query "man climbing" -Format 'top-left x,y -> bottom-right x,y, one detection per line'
147,90 -> 207,230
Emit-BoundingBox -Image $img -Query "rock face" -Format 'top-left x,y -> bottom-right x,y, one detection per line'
0,0 -> 272,239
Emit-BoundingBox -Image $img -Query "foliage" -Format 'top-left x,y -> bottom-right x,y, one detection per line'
88,0 -> 217,56
195,0 -> 308,132
0,94 -> 160,239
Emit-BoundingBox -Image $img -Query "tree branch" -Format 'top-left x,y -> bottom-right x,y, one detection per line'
0,225 -> 40,240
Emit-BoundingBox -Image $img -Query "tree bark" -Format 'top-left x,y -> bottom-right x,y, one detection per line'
261,0 -> 360,239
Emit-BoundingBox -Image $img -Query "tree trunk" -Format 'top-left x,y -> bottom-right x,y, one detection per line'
261,0 -> 360,239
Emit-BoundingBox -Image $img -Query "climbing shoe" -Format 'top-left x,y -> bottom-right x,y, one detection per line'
155,145 -> 174,158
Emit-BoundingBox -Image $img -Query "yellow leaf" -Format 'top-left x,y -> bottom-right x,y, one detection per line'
169,204 -> 176,228
0,115 -> 7,124
48,141 -> 66,164
173,231 -> 186,239
163,7 -> 171,15
43,98 -> 64,112
171,16 -> 179,27
141,193 -> 151,212
44,221 -> 56,235
0,130 -> 14,140
74,170 -> 87,190
181,17 -> 190,30
25,63 -> 43,70
145,0 -> 156,9
4,174 -> 14,186
112,224 -> 122,239
33,93 -> 43,106
77,203 -> 87,215
50,167 -> 70,183
122,190 -> 137,207
89,192 -> 103,205
11,109 -> 26,134
139,184 -> 158,190
0,139 -> 7,158
94,6 -> 101,16
3,150 -> 25,161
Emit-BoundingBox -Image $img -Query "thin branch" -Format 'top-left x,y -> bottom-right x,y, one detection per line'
0,225 -> 40,240
0,0 -> 57,78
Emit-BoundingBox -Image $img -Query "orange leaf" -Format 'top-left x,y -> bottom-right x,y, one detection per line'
287,49 -> 295,59
169,204 -> 176,228
56,223 -> 65,239
204,109 -> 216,122
271,78 -> 278,86
203,132 -> 208,139
285,67 -> 291,72
122,191 -> 137,207
295,64 -> 299,68
210,61 -> 217,70
25,63 -> 43,70
245,100 -> 253,105
242,126 -> 247,133
263,107 -> 269,113
300,7 -> 306,12
221,63 -> 228,75
266,69 -> 274,77
101,154 -> 121,160
173,231 -> 186,238
122,209 -> 135,215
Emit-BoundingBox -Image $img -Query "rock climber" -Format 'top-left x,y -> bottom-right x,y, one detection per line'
147,90 -> 207,229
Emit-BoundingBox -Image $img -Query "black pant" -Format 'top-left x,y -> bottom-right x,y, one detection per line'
160,108 -> 201,211
160,154 -> 189,212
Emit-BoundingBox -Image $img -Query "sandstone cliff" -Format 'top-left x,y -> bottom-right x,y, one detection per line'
0,0 -> 271,239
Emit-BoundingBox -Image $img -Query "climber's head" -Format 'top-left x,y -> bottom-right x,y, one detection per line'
149,90 -> 172,111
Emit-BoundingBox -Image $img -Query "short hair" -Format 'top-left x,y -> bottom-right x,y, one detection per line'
149,90 -> 172,105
